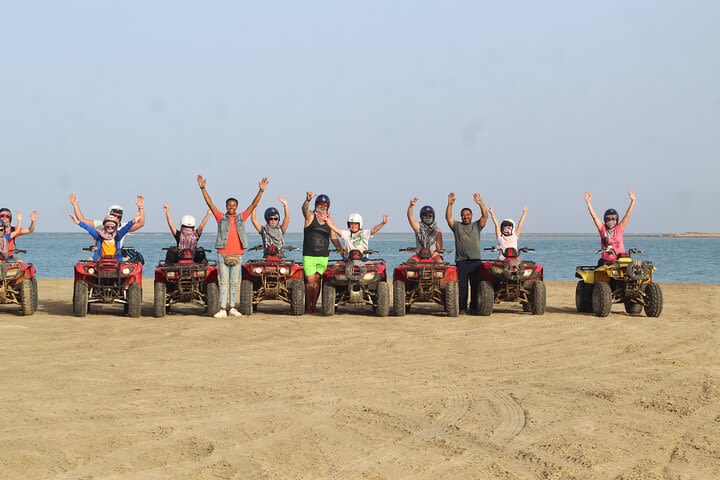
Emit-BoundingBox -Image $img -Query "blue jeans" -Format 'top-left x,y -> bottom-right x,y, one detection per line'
218,254 -> 242,309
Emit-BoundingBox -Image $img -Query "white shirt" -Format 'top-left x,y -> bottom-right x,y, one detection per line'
340,229 -> 372,253
497,233 -> 518,260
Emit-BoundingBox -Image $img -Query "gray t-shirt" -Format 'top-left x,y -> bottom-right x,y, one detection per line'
451,220 -> 483,261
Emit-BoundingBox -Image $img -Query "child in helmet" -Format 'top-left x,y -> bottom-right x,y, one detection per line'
325,212 -> 389,256
250,195 -> 290,253
407,197 -> 443,261
69,211 -> 140,261
584,190 -> 635,264
69,194 -> 146,248
0,208 -> 38,256
0,212 -> 24,261
163,202 -> 212,261
488,205 -> 528,260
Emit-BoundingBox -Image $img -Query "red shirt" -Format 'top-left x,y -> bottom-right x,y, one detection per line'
214,210 -> 250,255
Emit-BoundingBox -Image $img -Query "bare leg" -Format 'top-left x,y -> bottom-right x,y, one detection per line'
305,274 -> 320,313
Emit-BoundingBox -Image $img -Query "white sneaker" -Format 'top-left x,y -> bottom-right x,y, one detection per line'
214,309 -> 228,318
228,308 -> 243,317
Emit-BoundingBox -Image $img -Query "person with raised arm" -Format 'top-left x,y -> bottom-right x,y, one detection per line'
585,190 -> 635,265
250,195 -> 290,254
197,174 -> 267,318
162,202 -> 212,262
407,197 -> 443,262
488,205 -> 527,260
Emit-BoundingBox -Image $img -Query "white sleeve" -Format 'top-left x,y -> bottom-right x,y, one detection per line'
93,219 -> 102,229
364,229 -> 372,239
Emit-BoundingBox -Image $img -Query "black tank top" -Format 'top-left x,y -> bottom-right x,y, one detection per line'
303,216 -> 331,257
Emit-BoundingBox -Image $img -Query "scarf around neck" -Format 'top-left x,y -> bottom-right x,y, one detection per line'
263,224 -> 284,249
417,221 -> 438,250
178,226 -> 199,250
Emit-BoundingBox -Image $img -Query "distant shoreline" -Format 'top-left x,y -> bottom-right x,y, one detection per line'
661,232 -> 720,238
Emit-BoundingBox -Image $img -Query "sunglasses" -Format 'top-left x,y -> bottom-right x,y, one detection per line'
268,217 -> 279,221
0,213 -> 10,218
604,216 -> 618,222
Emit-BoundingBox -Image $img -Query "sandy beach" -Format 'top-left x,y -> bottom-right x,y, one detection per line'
1,279 -> 719,479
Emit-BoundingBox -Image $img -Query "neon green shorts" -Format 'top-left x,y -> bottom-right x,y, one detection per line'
303,255 -> 329,276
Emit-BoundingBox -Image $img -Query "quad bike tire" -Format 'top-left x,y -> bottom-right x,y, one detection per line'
644,282 -> 663,318
127,282 -> 142,318
624,301 -> 643,315
239,279 -> 254,316
206,282 -> 220,317
592,282 -> 612,317
474,280 -> 494,316
289,280 -> 304,316
375,281 -> 390,317
575,281 -> 593,313
73,280 -> 89,317
392,280 -> 406,317
321,282 -> 336,316
153,282 -> 167,318
31,276 -> 38,312
529,280 -> 546,315
444,281 -> 459,317
19,278 -> 35,316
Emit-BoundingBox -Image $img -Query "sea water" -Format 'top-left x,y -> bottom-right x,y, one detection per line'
12,232 -> 720,283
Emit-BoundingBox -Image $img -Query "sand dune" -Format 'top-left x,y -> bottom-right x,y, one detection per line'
1,279 -> 719,479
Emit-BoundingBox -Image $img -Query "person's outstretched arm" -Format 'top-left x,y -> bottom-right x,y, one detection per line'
445,193 -> 455,229
245,177 -> 268,214
619,190 -> 635,230
407,197 -> 420,233
69,193 -> 90,224
197,209 -> 212,236
437,230 -> 444,250
279,195 -> 290,234
70,214 -> 100,239
15,210 -> 37,235
473,193 -> 489,228
302,191 -> 315,227
370,214 -> 389,236
488,205 -> 500,238
197,175 -> 220,218
584,192 -> 603,232
250,208 -> 262,233
129,196 -> 145,232
163,202 -> 177,236
516,206 -> 528,238
324,215 -> 344,237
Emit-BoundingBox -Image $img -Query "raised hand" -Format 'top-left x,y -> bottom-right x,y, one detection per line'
306,192 -> 314,201
584,192 -> 592,203
69,193 -> 78,205
69,214 -> 79,224
197,175 -> 207,189
522,205 -> 528,213
30,211 -> 38,221
409,197 -> 418,207
136,195 -> 144,208
163,201 -> 169,211
473,193 -> 483,204
628,190 -> 636,201
278,195 -> 288,206
15,211 -> 22,223
382,214 -> 389,224
488,205 -> 494,215
259,177 -> 269,191
448,193 -> 455,205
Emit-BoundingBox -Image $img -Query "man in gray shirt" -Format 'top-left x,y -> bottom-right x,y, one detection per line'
446,192 -> 488,314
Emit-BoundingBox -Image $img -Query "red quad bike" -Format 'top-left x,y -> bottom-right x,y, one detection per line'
392,247 -> 459,317
321,249 -> 390,317
475,246 -> 546,316
0,249 -> 38,316
73,246 -> 143,317
153,246 -> 219,318
239,245 -> 305,316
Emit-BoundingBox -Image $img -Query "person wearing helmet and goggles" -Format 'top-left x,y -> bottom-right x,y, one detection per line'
197,175 -> 268,318
162,201 -> 212,262
69,210 -> 140,261
488,205 -> 528,261
301,192 -> 342,313
324,212 -> 389,258
250,195 -> 290,254
584,190 -> 636,265
406,197 -> 444,262
68,194 -> 146,248
0,211 -> 25,261
0,208 -> 38,257
446,192 -> 489,314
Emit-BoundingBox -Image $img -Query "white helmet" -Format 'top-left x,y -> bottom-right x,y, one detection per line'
181,215 -> 196,227
347,213 -> 363,229
108,204 -> 124,217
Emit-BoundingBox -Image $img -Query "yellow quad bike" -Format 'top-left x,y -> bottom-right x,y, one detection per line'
575,247 -> 663,317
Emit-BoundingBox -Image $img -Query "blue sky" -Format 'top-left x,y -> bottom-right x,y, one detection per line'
1,1 -> 718,232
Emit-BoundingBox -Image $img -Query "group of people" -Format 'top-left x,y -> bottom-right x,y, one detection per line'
54,181 -> 639,317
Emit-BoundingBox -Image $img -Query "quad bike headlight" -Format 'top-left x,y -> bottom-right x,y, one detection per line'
194,270 -> 207,278
407,270 -> 417,279
279,267 -> 289,275
122,267 -> 132,275
253,267 -> 264,275
492,267 -> 504,275
86,267 -> 96,275
433,270 -> 445,279
167,271 -> 178,280
363,272 -> 375,281
335,274 -> 347,282
523,268 -> 534,277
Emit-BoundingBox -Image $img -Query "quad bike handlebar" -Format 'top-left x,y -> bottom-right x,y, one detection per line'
12,249 -> 26,254
162,246 -> 213,252
484,246 -> 535,253
83,246 -> 98,252
248,244 -> 296,252
594,246 -> 644,255
398,247 -> 452,253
